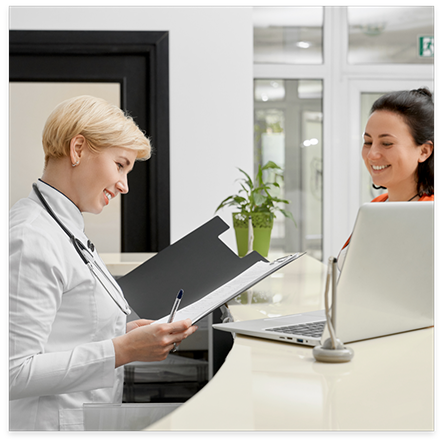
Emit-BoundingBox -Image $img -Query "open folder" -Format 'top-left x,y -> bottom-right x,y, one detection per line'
117,216 -> 304,324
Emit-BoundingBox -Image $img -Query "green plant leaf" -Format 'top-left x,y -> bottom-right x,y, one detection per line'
215,195 -> 237,212
253,192 -> 267,207
262,160 -> 283,171
279,208 -> 297,226
215,163 -> 296,229
237,168 -> 254,188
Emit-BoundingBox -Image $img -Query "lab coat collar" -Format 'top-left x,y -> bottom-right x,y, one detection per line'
30,180 -> 85,234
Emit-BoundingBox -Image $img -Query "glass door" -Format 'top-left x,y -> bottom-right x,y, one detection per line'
254,6 -> 433,261
254,79 -> 323,260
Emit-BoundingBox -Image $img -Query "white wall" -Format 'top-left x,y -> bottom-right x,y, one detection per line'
9,6 -> 254,250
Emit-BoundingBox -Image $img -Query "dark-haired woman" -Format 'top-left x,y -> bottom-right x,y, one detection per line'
338,88 -> 434,268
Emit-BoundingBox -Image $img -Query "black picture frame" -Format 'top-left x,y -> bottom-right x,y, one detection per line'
9,30 -> 170,252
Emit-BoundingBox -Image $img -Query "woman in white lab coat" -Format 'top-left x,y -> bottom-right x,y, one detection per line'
9,96 -> 198,431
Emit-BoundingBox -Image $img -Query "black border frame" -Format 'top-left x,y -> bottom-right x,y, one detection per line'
9,30 -> 170,252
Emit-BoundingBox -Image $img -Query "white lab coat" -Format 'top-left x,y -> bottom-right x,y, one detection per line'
9,180 -> 127,431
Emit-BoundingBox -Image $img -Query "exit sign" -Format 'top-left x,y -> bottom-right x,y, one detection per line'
419,36 -> 434,58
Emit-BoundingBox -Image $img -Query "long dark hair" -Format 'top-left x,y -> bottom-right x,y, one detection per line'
370,88 -> 434,196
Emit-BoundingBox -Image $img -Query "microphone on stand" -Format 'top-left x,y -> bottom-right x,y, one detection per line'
313,257 -> 354,363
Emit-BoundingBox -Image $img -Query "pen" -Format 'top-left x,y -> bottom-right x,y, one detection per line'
168,289 -> 184,323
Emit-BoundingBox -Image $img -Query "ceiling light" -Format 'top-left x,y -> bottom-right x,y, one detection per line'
302,138 -> 319,147
296,41 -> 311,49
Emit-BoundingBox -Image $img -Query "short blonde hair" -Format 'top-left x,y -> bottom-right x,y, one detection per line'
42,95 -> 152,167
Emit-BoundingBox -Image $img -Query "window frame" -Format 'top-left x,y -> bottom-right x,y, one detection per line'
254,6 -> 433,261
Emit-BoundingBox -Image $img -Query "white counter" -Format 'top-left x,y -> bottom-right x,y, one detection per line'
147,254 -> 434,431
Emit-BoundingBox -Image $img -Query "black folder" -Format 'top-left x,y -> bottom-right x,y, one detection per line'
117,216 -> 268,321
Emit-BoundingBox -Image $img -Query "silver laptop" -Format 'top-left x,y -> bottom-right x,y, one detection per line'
214,202 -> 434,346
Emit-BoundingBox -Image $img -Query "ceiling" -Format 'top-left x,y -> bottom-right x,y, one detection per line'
253,6 -> 434,65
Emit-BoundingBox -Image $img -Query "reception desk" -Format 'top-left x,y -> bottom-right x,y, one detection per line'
147,254 -> 434,431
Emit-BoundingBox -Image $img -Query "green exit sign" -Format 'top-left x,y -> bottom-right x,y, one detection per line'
419,36 -> 434,57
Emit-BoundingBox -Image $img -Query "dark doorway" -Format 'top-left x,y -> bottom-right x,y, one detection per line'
9,30 -> 170,252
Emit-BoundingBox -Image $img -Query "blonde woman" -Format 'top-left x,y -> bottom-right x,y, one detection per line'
9,96 -> 197,431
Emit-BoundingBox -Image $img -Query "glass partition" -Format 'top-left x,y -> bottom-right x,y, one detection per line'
254,79 -> 323,260
254,7 -> 323,65
348,7 -> 434,64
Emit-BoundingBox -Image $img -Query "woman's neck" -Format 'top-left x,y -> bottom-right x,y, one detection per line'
384,171 -> 422,201
387,186 -> 419,202
41,157 -> 76,203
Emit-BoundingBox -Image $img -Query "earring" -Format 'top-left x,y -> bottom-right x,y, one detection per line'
72,160 -> 79,167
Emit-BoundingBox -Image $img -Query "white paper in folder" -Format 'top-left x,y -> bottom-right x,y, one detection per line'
154,252 -> 305,325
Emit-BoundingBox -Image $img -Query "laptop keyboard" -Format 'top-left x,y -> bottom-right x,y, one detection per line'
265,320 -> 326,338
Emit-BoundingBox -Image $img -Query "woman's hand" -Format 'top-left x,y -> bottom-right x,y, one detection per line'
126,319 -> 153,333
112,319 -> 198,368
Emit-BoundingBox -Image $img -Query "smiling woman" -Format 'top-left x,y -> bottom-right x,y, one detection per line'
39,96 -> 151,214
9,95 -> 198,431
41,95 -> 151,164
362,88 -> 434,202
39,95 -> 150,213
337,88 -> 434,270
44,138 -> 138,214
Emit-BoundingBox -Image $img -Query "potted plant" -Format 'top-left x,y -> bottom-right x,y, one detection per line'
216,161 -> 296,257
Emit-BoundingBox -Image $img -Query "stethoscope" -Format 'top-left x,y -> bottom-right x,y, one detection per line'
32,183 -> 131,315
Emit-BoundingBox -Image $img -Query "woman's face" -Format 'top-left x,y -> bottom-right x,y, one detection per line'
362,110 -> 430,196
72,145 -> 137,214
